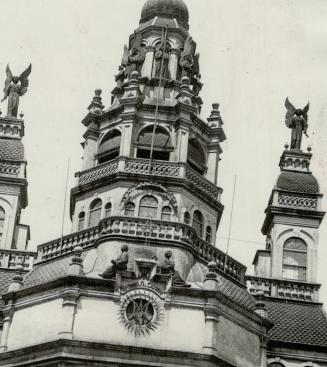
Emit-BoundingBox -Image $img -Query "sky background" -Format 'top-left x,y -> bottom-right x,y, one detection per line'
1,0 -> 327,304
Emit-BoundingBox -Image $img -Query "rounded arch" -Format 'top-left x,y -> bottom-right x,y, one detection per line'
187,138 -> 206,174
97,129 -> 121,164
121,182 -> 178,216
139,195 -> 158,219
135,124 -> 172,161
88,198 -> 102,227
124,202 -> 135,216
184,211 -> 191,225
192,210 -> 203,237
283,237 -> 307,281
104,202 -> 112,217
78,211 -> 85,231
161,205 -> 172,221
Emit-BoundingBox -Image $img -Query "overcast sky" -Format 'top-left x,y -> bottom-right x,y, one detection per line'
2,0 -> 327,304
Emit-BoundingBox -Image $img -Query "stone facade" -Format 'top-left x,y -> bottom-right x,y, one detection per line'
0,1 -> 326,367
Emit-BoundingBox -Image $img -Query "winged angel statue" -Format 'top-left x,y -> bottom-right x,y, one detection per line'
285,97 -> 309,150
1,64 -> 32,117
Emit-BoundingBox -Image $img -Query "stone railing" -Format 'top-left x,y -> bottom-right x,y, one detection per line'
246,275 -> 320,302
0,161 -> 21,177
37,216 -> 246,284
76,157 -> 222,201
278,193 -> 317,209
0,249 -> 36,270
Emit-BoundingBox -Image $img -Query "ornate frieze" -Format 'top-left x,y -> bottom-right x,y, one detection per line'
278,193 -> 317,209
118,286 -> 164,336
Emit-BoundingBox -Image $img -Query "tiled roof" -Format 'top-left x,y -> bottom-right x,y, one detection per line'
218,276 -> 256,311
187,263 -> 256,311
98,134 -> 121,155
23,256 -> 72,288
0,138 -> 24,161
0,269 -> 23,295
276,171 -> 319,194
137,129 -> 171,148
265,299 -> 327,348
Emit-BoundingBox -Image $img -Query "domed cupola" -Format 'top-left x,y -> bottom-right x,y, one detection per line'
140,0 -> 189,29
276,170 -> 319,195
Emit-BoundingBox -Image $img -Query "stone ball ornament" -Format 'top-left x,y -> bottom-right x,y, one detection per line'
118,287 -> 164,336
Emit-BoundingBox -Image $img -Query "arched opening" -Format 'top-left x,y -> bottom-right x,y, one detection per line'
268,363 -> 285,367
187,139 -> 206,174
124,202 -> 135,216
192,210 -> 203,237
161,206 -> 172,221
136,125 -> 172,161
206,226 -> 212,243
0,207 -> 4,245
139,195 -> 158,219
78,212 -> 85,231
184,211 -> 190,225
97,130 -> 121,164
88,199 -> 102,227
105,202 -> 112,217
283,237 -> 307,281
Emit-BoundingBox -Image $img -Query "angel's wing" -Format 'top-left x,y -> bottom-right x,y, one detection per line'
133,31 -> 142,48
19,63 -> 32,96
302,102 -> 310,130
285,97 -> 296,127
193,53 -> 200,75
3,64 -> 13,99
121,45 -> 129,66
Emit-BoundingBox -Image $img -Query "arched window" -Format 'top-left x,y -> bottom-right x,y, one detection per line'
283,237 -> 307,281
139,195 -> 158,219
206,226 -> 212,243
105,202 -> 112,217
124,202 -> 135,216
88,199 -> 102,227
0,207 -> 4,245
161,206 -> 171,221
78,212 -> 85,231
192,210 -> 203,237
97,130 -> 121,164
184,211 -> 190,225
136,125 -> 172,161
187,139 -> 206,174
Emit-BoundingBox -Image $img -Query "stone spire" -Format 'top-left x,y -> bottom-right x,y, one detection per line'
247,99 -> 325,303
0,65 -> 35,270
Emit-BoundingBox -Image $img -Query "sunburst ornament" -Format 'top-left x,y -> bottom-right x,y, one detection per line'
118,287 -> 164,336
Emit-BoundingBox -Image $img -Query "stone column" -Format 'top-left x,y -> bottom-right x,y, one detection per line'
121,123 -> 134,157
141,46 -> 155,78
203,262 -> 220,353
175,128 -> 189,163
58,288 -> 80,339
206,147 -> 219,184
169,49 -> 179,80
82,133 -> 98,170
0,303 -> 14,352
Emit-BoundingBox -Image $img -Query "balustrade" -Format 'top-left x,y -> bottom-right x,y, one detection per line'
37,216 -> 245,284
0,250 -> 35,270
246,275 -> 319,302
76,157 -> 221,201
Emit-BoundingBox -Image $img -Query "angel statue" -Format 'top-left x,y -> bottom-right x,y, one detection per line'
285,97 -> 309,150
122,31 -> 145,78
1,64 -> 32,118
179,36 -> 196,78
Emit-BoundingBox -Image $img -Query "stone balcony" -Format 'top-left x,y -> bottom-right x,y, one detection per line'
37,216 -> 246,284
75,157 -> 222,201
0,249 -> 35,271
246,274 -> 320,302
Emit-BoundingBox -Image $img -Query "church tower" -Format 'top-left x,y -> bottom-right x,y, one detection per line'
247,99 -> 327,366
70,0 -> 226,251
0,65 -> 34,271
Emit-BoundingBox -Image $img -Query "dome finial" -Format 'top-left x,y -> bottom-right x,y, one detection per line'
140,0 -> 189,28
